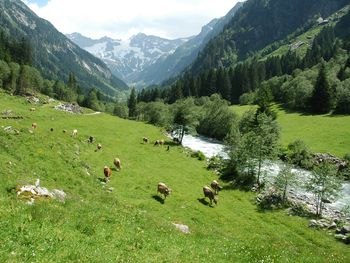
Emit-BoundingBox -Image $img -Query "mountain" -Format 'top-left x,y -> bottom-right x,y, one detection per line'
68,2 -> 244,87
137,1 -> 244,86
67,32 -> 190,86
0,0 -> 128,96
189,0 -> 350,74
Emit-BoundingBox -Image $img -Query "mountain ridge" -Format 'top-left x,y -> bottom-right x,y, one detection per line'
67,2 -> 244,87
0,0 -> 128,96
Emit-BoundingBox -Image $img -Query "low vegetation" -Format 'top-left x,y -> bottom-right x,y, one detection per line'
1,91 -> 349,262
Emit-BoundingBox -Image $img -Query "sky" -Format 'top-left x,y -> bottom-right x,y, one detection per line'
22,0 -> 242,40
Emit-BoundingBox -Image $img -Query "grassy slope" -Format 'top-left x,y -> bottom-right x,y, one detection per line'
1,92 -> 349,262
232,105 -> 350,157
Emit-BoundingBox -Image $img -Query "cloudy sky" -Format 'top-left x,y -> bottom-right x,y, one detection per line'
23,0 -> 242,40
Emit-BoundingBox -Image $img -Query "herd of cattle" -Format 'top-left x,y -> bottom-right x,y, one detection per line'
30,123 -> 223,206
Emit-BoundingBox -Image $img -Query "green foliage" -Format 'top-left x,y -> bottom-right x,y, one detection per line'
256,188 -> 284,210
228,111 -> 280,185
191,151 -> 206,161
310,63 -> 333,113
113,103 -> 128,119
335,80 -> 350,114
306,162 -> 342,217
0,91 -> 349,262
287,140 -> 313,169
138,101 -> 171,127
239,92 -> 256,105
127,88 -> 137,118
197,94 -> 238,140
274,164 -> 298,203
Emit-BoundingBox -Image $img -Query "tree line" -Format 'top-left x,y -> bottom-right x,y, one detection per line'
138,26 -> 339,107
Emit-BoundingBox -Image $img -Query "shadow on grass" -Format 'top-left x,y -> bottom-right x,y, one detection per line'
197,198 -> 214,208
97,178 -> 107,183
152,195 -> 164,204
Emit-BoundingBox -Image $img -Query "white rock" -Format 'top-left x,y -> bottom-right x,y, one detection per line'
173,223 -> 190,234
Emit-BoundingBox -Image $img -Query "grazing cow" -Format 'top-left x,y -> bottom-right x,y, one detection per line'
157,182 -> 172,199
31,123 -> 37,129
72,129 -> 78,137
97,143 -> 102,151
50,128 -> 54,132
203,186 -> 217,205
114,158 -> 121,171
88,136 -> 94,144
104,166 -> 112,182
143,137 -> 149,143
30,108 -> 36,112
210,180 -> 223,195
154,139 -> 165,146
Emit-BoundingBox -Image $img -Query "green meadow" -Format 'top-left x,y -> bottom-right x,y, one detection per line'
232,105 -> 350,158
0,92 -> 349,262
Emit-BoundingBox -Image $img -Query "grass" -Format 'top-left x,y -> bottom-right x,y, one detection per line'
231,104 -> 350,158
1,91 -> 349,262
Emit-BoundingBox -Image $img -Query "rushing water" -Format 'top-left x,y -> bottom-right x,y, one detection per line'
181,134 -> 350,212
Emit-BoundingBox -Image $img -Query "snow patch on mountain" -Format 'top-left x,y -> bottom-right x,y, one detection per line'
67,32 -> 189,84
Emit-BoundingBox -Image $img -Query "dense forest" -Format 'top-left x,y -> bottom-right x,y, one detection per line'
138,8 -> 350,114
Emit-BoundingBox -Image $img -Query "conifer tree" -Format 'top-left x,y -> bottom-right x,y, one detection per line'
127,87 -> 137,118
310,63 -> 332,114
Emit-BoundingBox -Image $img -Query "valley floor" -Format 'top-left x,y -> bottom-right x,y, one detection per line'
232,105 -> 350,158
0,92 -> 349,262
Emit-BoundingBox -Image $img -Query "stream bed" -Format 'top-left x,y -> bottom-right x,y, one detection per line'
181,134 -> 350,213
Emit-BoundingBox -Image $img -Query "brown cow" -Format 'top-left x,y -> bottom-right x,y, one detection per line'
104,166 -> 112,182
203,186 -> 217,205
210,180 -> 223,195
114,158 -> 121,171
157,182 -> 172,199
143,137 -> 149,143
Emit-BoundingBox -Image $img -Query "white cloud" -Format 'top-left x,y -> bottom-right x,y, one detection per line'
22,0 -> 242,39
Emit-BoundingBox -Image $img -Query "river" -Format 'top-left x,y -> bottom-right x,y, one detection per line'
181,134 -> 350,212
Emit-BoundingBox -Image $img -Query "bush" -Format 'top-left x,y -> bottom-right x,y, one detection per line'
334,82 -> 350,114
288,202 -> 313,217
256,187 -> 284,210
207,156 -> 225,173
191,151 -> 206,161
344,153 -> 350,163
239,92 -> 256,105
287,140 -> 313,169
113,103 -> 128,119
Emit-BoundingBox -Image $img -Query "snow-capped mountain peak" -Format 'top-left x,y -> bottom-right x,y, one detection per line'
67,32 -> 190,83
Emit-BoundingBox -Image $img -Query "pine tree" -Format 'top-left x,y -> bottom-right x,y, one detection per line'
310,63 -> 332,114
127,88 -> 137,118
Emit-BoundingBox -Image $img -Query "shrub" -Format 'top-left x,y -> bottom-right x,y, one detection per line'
191,151 -> 206,161
287,140 -> 313,169
239,92 -> 256,105
207,156 -> 225,173
288,202 -> 313,217
256,187 -> 284,210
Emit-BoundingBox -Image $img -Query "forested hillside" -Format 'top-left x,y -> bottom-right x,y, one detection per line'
190,0 -> 349,73
139,1 -> 350,115
0,0 -> 128,96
